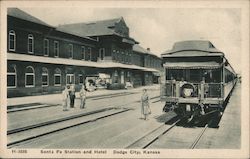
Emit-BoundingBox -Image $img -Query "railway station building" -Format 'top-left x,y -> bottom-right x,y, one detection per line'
7,8 -> 162,97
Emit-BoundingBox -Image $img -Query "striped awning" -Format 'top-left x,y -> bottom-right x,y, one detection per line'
163,61 -> 221,69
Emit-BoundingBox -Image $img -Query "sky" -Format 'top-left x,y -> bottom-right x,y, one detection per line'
21,7 -> 241,73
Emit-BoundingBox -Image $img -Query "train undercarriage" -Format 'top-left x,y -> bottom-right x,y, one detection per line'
163,101 -> 223,122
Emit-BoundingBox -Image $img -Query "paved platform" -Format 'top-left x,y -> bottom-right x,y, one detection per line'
196,82 -> 241,148
7,84 -> 160,107
7,87 -> 160,131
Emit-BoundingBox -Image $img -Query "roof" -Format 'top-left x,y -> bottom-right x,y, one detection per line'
7,8 -> 52,27
162,50 -> 224,57
57,17 -> 138,43
133,44 -> 160,58
161,40 -> 224,57
57,17 -> 124,37
7,53 -> 159,72
57,18 -> 120,37
163,61 -> 222,69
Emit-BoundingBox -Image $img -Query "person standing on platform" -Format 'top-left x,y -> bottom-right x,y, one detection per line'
79,85 -> 86,109
62,86 -> 69,111
69,83 -> 76,108
141,89 -> 151,120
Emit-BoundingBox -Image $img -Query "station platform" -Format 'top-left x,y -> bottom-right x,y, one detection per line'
196,82 -> 241,148
7,85 -> 161,132
7,84 -> 160,107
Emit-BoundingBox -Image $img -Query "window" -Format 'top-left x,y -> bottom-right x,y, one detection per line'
28,34 -> 34,53
81,46 -> 85,60
66,74 -> 75,84
54,68 -> 61,86
99,48 -> 105,60
112,50 -> 116,61
25,66 -> 35,87
116,50 -> 120,62
44,39 -> 49,56
42,67 -> 49,86
9,30 -> 16,51
87,47 -> 92,61
79,74 -> 84,84
7,65 -> 16,88
121,52 -> 125,63
54,41 -> 59,57
69,44 -> 73,58
125,52 -> 128,63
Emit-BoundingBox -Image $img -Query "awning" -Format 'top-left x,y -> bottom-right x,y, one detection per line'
122,38 -> 136,45
163,61 -> 221,69
8,53 -> 160,73
99,61 -> 160,72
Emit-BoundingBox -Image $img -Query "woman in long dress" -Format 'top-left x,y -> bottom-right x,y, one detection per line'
141,89 -> 151,120
79,85 -> 86,109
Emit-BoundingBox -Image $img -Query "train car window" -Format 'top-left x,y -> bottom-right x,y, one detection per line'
211,69 -> 221,83
190,69 -> 201,83
202,69 -> 221,83
167,69 -> 190,81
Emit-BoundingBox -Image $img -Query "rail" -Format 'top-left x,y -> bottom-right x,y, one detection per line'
161,82 -> 223,98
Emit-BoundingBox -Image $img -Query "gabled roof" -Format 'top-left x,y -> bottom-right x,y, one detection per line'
7,8 -> 52,27
57,17 -> 123,37
161,40 -> 224,57
133,44 -> 160,58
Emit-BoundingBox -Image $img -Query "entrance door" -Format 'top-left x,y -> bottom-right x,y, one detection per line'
99,48 -> 105,61
121,71 -> 124,84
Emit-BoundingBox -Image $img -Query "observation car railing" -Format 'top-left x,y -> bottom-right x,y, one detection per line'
161,81 -> 223,98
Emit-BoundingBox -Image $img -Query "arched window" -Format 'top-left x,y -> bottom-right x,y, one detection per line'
28,34 -> 34,53
25,66 -> 35,87
54,68 -> 61,86
42,67 -> 49,86
9,30 -> 16,51
7,65 -> 16,88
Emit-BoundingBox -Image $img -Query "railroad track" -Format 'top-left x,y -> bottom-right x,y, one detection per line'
8,95 -> 161,148
7,92 -> 137,113
7,92 -> 159,113
189,124 -> 208,149
90,92 -> 136,100
126,117 -> 182,149
8,107 -> 131,148
126,116 -> 213,149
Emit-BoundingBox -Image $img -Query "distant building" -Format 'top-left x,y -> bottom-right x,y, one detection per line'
7,8 -> 162,97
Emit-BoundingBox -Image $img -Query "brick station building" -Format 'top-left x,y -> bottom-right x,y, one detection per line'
7,8 -> 162,97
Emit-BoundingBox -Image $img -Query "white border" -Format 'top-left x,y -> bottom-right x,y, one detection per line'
1,1 -> 249,158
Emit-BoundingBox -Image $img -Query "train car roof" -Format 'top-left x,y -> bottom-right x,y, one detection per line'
163,61 -> 222,69
161,40 -> 224,57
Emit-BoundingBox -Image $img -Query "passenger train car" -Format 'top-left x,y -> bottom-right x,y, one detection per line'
160,40 -> 237,120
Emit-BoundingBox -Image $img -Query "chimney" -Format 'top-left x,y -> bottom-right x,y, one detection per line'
146,48 -> 150,51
